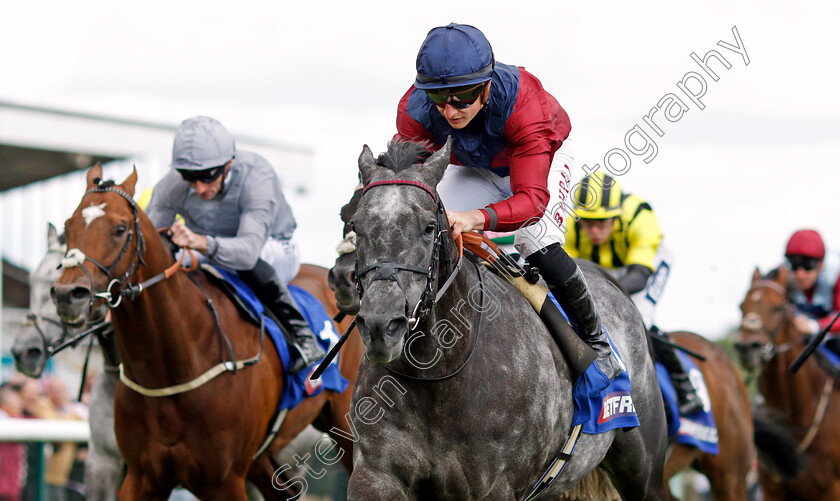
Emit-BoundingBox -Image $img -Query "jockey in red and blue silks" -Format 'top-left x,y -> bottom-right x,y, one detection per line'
784,230 -> 840,357
395,23 -> 621,381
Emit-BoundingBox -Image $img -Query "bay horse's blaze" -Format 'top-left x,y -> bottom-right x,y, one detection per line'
51,165 -> 361,501
736,268 -> 840,501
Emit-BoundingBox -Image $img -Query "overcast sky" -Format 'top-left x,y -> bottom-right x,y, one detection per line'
1,0 -> 838,338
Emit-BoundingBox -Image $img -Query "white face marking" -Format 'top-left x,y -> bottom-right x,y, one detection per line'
751,291 -> 762,302
82,203 -> 108,226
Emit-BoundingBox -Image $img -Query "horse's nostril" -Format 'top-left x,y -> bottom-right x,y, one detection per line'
70,287 -> 91,301
386,318 -> 406,338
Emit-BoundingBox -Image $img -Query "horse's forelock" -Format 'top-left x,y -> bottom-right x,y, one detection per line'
376,140 -> 433,174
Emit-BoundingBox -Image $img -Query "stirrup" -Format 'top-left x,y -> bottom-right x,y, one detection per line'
287,339 -> 326,374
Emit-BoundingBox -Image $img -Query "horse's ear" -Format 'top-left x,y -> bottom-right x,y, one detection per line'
86,164 -> 103,188
359,144 -> 379,186
423,136 -> 452,186
777,265 -> 789,286
47,223 -> 60,249
751,267 -> 761,284
121,167 -> 138,198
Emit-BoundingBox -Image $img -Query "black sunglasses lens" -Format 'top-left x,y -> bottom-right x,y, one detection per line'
425,82 -> 486,109
788,256 -> 820,271
179,166 -> 224,183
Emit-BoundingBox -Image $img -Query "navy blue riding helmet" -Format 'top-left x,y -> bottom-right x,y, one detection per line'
415,23 -> 495,90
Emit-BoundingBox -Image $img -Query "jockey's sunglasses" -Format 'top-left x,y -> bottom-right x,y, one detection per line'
177,164 -> 226,184
425,82 -> 488,110
787,255 -> 821,272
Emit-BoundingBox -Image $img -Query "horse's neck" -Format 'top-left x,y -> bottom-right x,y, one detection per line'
111,264 -> 212,384
761,336 -> 827,427
401,258 -> 480,377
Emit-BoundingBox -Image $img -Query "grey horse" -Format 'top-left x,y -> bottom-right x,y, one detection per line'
12,223 -> 126,501
345,139 -> 668,500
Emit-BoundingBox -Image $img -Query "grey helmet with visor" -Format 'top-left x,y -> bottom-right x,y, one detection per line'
171,116 -> 235,181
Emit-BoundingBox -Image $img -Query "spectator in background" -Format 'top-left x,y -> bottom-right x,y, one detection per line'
16,378 -> 53,501
0,384 -> 26,501
43,378 -> 84,501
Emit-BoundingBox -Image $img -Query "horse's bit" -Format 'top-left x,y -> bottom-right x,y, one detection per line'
59,179 -> 194,311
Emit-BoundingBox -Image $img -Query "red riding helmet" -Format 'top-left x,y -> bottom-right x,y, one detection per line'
785,229 -> 825,259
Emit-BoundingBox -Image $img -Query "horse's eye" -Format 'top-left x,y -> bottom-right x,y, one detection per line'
115,224 -> 127,236
424,223 -> 436,235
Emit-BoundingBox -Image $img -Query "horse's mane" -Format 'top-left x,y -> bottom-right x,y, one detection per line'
93,179 -> 118,189
376,140 -> 433,174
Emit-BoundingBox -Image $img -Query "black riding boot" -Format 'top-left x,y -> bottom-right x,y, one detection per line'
240,260 -> 326,374
652,330 -> 703,416
528,244 -> 622,380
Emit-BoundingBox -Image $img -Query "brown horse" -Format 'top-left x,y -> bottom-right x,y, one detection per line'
50,165 -> 362,500
661,331 -> 754,501
735,268 -> 840,500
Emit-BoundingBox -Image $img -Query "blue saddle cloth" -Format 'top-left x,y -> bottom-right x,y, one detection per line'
656,351 -> 719,454
214,268 -> 349,410
546,294 -> 640,434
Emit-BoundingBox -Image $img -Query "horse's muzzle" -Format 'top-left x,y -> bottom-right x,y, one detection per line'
356,313 -> 408,364
51,283 -> 93,327
10,337 -> 46,377
328,257 -> 360,315
734,339 -> 769,370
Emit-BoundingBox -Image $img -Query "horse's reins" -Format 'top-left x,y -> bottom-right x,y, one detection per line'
354,179 -> 489,382
60,181 -> 263,397
59,180 -> 199,310
23,311 -> 112,359
743,280 -> 835,455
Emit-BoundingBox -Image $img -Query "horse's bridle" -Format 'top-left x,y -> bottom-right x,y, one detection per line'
59,179 -> 194,311
738,280 -> 800,367
23,311 -> 111,358
354,179 -> 459,330
59,180 -> 147,311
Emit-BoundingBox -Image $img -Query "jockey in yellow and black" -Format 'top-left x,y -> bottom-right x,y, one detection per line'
565,172 -> 704,416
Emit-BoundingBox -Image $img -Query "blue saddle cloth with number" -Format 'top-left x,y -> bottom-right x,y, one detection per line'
656,351 -> 719,454
214,268 -> 349,410
546,294 -> 640,434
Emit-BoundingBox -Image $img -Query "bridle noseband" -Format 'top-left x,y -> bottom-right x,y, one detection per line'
738,280 -> 799,366
355,179 -> 457,330
59,180 -> 147,310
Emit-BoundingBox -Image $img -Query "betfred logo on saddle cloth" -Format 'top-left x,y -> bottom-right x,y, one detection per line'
599,391 -> 636,423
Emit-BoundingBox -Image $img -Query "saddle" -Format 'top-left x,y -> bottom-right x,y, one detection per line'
461,232 -> 596,377
199,264 -> 262,327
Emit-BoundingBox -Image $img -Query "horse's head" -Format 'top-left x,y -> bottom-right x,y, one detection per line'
352,139 -> 451,364
11,223 -> 68,376
735,267 -> 796,371
329,251 -> 360,315
328,187 -> 364,315
51,165 -> 145,328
